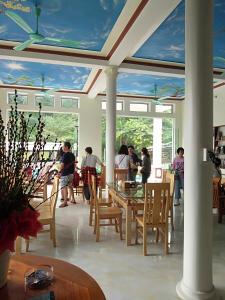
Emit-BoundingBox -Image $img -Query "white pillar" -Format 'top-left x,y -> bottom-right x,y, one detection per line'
105,66 -> 118,183
153,118 -> 162,168
176,1 -> 220,299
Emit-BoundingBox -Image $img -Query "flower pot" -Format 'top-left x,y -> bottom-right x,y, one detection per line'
0,250 -> 10,288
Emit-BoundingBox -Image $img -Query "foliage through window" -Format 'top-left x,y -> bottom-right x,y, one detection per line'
8,93 -> 28,105
35,95 -> 54,107
101,116 -> 153,160
162,118 -> 174,167
61,97 -> 79,109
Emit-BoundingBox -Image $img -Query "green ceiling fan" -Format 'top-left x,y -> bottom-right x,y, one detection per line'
39,74 -> 59,96
151,83 -> 169,104
5,4 -> 79,51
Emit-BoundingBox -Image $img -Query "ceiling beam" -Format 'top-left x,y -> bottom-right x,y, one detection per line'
88,0 -> 182,98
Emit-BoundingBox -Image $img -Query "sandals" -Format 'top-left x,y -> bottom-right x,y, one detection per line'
70,200 -> 77,204
59,202 -> 68,208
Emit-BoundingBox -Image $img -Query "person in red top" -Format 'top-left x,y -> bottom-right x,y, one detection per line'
172,147 -> 184,206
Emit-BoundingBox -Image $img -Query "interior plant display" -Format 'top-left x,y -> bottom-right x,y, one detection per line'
0,90 -> 56,286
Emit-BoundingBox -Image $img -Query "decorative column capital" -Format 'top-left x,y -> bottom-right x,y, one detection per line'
104,66 -> 118,79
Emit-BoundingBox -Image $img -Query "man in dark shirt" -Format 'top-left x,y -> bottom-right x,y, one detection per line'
128,145 -> 142,181
59,141 -> 76,208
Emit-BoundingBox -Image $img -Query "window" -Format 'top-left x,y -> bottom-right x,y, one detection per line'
155,104 -> 173,113
35,95 -> 54,107
8,92 -> 28,105
101,101 -> 123,111
129,102 -> 148,112
61,97 -> 79,109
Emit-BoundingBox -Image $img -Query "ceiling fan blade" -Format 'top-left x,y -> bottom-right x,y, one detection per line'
157,96 -> 169,102
5,10 -> 33,33
14,39 -> 36,51
45,37 -> 79,48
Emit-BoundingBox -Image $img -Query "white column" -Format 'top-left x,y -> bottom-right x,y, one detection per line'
105,66 -> 118,183
152,118 -> 162,169
176,1 -> 219,300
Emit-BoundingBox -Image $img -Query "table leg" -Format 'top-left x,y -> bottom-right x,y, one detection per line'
126,206 -> 132,246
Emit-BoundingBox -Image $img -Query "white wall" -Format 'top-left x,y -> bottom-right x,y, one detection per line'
214,84 -> 225,126
0,87 -> 184,164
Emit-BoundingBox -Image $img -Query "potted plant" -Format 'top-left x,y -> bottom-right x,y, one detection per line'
0,90 -> 56,287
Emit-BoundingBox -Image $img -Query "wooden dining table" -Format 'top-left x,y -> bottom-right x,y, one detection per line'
0,255 -> 106,300
108,183 -> 145,246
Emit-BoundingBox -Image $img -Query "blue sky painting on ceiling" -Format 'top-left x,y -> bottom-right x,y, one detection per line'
0,0 -> 126,51
134,0 -> 225,69
0,59 -> 91,90
117,73 -> 185,98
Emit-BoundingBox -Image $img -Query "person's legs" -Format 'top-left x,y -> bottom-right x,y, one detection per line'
67,174 -> 76,203
83,185 -> 90,201
174,177 -> 181,206
59,176 -> 69,207
142,173 -> 148,184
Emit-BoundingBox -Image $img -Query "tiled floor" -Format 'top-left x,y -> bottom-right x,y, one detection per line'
23,196 -> 225,300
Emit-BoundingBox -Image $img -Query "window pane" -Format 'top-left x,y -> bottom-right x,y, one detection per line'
162,118 -> 174,168
155,104 -> 172,113
129,103 -> 148,112
8,93 -> 28,105
35,95 -> 54,107
61,97 -> 79,108
101,116 -> 153,161
101,101 -> 123,111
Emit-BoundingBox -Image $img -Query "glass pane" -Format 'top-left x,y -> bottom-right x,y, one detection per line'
8,93 -> 28,105
129,103 -> 148,112
101,101 -> 123,111
162,118 -> 174,168
101,116 -> 153,161
35,96 -> 54,107
155,104 -> 172,113
61,97 -> 79,108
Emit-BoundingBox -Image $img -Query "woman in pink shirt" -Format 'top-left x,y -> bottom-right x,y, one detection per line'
173,147 -> 184,206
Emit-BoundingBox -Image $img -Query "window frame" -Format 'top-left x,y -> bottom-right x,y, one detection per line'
34,94 -> 55,107
7,92 -> 28,105
61,96 -> 79,109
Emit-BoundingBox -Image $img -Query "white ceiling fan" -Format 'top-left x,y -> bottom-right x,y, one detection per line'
39,74 -> 59,96
151,83 -> 170,104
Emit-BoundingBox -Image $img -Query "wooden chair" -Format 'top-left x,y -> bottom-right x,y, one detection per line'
163,172 -> 175,230
26,176 -> 59,251
114,168 -> 129,182
91,175 -> 123,242
135,183 -> 170,256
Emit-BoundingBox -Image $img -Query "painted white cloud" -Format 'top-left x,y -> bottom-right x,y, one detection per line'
6,62 -> 26,70
167,44 -> 184,51
41,24 -> 72,38
0,25 -> 7,34
100,0 -> 108,11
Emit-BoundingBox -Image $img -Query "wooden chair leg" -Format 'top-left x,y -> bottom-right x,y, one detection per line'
135,221 -> 138,244
89,204 -> 93,226
143,226 -> 147,256
119,216 -> 123,240
164,226 -> 168,255
114,218 -> 119,232
51,223 -> 56,247
155,228 -> 159,243
171,206 -> 174,230
96,218 -> 100,242
15,237 -> 22,255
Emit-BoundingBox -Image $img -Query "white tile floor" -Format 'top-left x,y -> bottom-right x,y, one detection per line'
24,197 -> 225,300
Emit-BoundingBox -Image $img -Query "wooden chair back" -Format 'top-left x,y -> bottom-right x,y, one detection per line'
144,183 -> 170,226
114,168 -> 129,182
49,176 -> 59,218
99,165 -> 106,189
163,172 -> 175,199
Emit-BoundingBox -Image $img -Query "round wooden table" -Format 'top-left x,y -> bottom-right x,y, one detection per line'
0,255 -> 106,300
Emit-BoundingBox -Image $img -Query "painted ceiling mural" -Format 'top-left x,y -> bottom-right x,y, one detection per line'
0,1 -> 224,95
0,0 -> 126,51
134,0 -> 225,69
0,59 -> 91,90
117,73 -> 184,97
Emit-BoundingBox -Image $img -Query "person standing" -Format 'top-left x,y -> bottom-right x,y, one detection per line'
140,147 -> 151,184
128,145 -> 141,181
58,141 -> 76,208
81,147 -> 103,201
172,147 -> 184,206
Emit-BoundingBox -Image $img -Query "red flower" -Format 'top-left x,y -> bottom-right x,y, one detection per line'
0,207 -> 42,254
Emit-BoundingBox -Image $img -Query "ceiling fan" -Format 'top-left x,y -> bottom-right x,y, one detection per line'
5,4 -> 79,51
151,84 -> 170,104
39,74 -> 59,96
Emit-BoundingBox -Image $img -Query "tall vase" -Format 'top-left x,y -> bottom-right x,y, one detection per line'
0,250 -> 10,288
